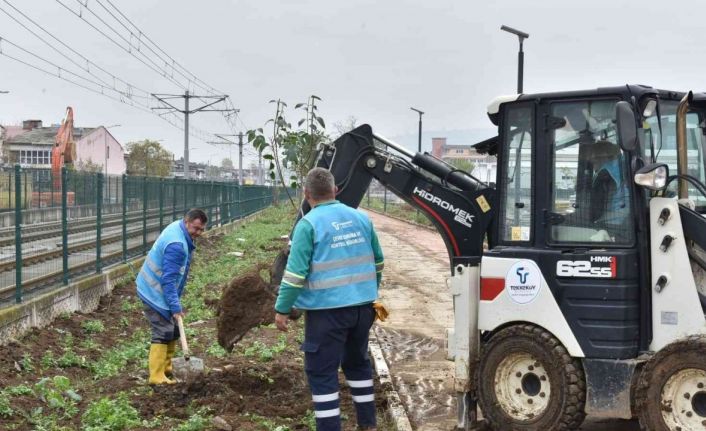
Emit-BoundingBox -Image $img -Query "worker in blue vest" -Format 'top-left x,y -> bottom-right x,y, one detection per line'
275,167 -> 386,431
136,208 -> 207,385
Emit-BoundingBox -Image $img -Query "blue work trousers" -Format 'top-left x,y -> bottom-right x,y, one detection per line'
301,303 -> 376,431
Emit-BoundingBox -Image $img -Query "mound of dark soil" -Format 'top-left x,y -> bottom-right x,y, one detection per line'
217,268 -> 277,351
216,249 -> 290,350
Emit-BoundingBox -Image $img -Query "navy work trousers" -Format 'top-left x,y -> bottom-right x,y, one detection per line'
301,303 -> 376,431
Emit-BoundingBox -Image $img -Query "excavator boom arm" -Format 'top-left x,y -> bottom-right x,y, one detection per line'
300,125 -> 495,268
52,107 -> 75,187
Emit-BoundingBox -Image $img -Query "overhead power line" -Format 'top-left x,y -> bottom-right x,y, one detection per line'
0,0 -> 239,153
76,0 -> 245,148
93,0 -> 218,96
54,0 -> 193,94
0,0 -> 150,101
0,35 -> 219,143
54,0 -> 241,148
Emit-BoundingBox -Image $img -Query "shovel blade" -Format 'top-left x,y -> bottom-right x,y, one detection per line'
172,356 -> 204,380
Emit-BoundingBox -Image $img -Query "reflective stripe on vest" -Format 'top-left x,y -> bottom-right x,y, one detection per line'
145,256 -> 163,277
140,268 -> 163,294
310,254 -> 374,272
305,271 -> 377,290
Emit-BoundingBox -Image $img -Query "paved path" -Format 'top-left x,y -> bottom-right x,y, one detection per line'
367,210 -> 639,431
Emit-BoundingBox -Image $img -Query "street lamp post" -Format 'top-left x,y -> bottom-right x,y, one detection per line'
500,25 -> 530,93
410,107 -> 424,153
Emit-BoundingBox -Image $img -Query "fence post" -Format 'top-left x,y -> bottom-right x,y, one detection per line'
207,181 -> 213,229
122,174 -> 127,262
183,178 -> 188,214
143,176 -> 148,255
383,188 -> 388,213
159,177 -> 164,232
237,185 -> 242,219
172,178 -> 177,221
221,183 -> 227,225
96,172 -> 103,273
62,167 -> 69,285
14,164 -> 22,303
51,171 -> 55,207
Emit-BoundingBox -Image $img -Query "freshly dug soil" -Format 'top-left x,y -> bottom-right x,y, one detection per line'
217,267 -> 277,350
217,248 -> 289,350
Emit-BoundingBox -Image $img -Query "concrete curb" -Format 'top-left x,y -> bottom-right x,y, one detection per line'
369,331 -> 414,431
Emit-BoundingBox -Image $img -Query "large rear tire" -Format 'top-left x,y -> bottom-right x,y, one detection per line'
635,335 -> 706,431
477,324 -> 586,431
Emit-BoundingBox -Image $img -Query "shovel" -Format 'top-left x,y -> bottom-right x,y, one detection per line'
171,315 -> 204,381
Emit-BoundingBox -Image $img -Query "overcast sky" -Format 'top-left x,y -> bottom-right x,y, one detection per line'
1,0 -> 704,166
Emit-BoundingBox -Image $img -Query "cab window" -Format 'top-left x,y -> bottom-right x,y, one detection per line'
499,105 -> 533,242
549,99 -> 634,244
644,100 -> 706,209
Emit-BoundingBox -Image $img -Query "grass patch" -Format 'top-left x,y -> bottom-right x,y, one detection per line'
81,392 -> 141,431
242,334 -> 288,362
89,330 -> 149,379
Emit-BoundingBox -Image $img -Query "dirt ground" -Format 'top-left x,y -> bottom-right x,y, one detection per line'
0,229 -> 387,430
367,210 -> 640,431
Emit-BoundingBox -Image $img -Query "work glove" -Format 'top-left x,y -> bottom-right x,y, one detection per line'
372,301 -> 389,322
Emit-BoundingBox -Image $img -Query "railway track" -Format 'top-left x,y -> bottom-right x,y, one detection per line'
0,208 -> 164,247
0,234 -> 151,304
0,219 -> 161,274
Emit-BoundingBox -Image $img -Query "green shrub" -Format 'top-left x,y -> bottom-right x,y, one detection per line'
33,376 -> 79,418
40,351 -> 56,369
57,350 -> 84,368
0,393 -> 13,417
82,320 -> 105,334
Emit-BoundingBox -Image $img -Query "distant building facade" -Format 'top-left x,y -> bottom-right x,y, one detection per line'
0,120 -> 126,175
431,137 -> 496,184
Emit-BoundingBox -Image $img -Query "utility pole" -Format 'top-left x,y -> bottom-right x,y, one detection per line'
151,91 -> 235,179
208,132 -> 244,185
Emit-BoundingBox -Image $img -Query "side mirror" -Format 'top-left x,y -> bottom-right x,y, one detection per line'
634,163 -> 669,191
615,101 -> 638,152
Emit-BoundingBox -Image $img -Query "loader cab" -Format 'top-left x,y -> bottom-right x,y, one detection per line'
482,86 -> 680,358
463,87 -> 706,430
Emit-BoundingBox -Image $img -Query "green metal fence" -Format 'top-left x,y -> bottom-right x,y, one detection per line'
362,179 -> 432,226
0,165 -> 279,306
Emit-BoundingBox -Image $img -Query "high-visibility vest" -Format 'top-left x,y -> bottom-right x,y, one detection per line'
294,202 -> 378,310
136,220 -> 189,318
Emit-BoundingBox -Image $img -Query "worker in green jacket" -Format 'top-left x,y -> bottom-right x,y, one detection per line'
275,167 -> 386,431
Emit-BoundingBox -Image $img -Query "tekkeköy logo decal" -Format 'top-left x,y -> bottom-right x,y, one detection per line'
556,256 -> 617,278
331,220 -> 354,231
506,260 -> 542,304
412,187 -> 474,229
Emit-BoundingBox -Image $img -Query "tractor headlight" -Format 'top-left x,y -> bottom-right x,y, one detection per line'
634,163 -> 669,191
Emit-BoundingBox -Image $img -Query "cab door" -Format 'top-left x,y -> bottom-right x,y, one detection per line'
536,98 -> 640,360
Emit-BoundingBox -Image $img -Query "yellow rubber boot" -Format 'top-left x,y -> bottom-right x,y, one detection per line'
165,340 -> 177,378
148,343 -> 176,385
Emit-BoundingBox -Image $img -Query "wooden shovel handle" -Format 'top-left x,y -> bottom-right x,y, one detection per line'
176,315 -> 190,360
